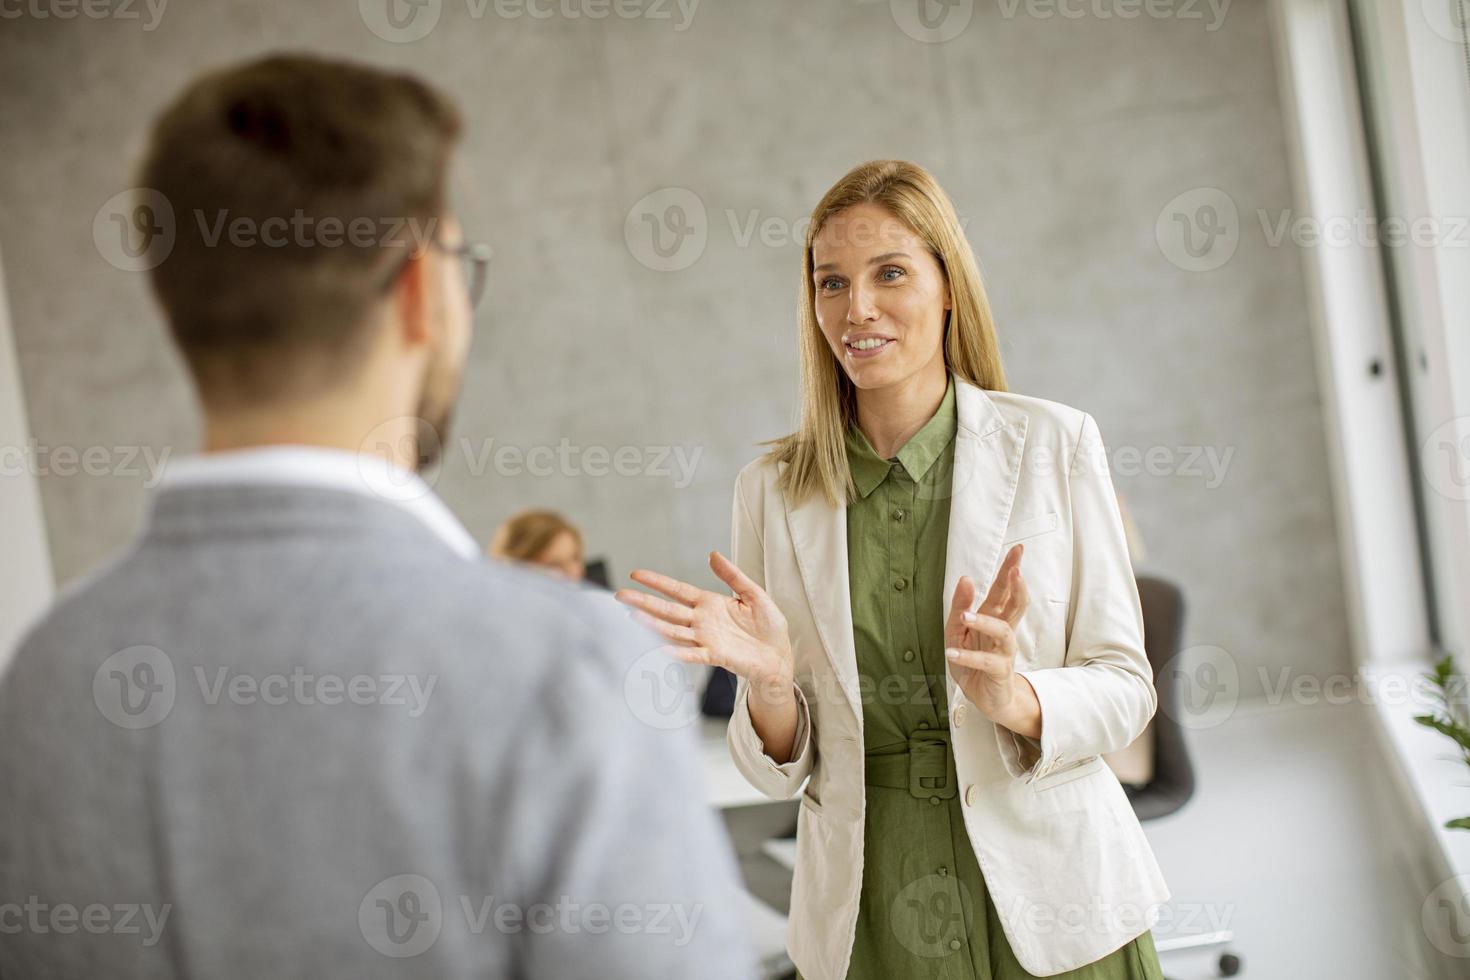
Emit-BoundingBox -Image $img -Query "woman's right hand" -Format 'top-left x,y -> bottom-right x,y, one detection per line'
614,551 -> 794,689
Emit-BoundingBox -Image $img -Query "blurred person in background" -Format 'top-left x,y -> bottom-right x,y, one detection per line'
490,508 -> 586,581
618,160 -> 1167,980
0,53 -> 753,980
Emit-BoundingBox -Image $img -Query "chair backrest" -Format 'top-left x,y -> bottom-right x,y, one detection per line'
1127,575 -> 1196,821
584,557 -> 611,589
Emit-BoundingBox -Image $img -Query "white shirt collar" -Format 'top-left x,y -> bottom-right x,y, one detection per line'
159,446 -> 481,560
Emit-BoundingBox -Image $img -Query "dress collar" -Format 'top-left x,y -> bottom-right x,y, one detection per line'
845,373 -> 957,498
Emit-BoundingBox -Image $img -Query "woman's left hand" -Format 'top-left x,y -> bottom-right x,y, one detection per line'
945,543 -> 1034,728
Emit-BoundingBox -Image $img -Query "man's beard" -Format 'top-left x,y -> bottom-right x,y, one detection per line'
411,350 -> 460,473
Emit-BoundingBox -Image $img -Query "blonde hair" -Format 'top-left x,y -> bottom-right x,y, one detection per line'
761,159 -> 1008,507
488,509 -> 583,563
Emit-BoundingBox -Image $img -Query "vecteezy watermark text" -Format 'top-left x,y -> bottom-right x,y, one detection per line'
0,0 -> 168,30
0,440 -> 170,486
93,646 -> 439,730
358,874 -> 705,958
0,897 -> 171,947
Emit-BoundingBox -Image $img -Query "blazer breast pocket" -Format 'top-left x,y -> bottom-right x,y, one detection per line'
1001,510 -> 1059,547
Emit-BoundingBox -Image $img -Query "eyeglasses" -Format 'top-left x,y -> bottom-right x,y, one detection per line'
379,234 -> 493,310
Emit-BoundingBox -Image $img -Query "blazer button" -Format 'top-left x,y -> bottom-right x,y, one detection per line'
963,784 -> 978,807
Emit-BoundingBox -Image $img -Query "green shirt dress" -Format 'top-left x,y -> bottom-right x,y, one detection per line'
801,376 -> 1164,980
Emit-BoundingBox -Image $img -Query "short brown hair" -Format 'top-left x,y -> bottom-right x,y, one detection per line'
138,53 -> 462,406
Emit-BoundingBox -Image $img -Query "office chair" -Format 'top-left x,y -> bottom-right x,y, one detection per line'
1129,575 -> 1242,978
583,557 -> 611,589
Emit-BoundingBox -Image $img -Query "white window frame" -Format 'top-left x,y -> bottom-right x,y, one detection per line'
1268,0 -> 1470,911
0,244 -> 55,672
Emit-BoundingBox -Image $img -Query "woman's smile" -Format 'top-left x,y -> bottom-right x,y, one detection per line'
844,334 -> 897,359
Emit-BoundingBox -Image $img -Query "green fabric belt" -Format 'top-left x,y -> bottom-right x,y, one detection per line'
863,729 -> 957,799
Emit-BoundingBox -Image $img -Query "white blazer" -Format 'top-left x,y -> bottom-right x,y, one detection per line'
726,373 -> 1171,978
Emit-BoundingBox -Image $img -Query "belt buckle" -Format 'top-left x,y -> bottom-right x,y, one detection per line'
907,729 -> 956,800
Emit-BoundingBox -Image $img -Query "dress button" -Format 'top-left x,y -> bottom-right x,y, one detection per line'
949,939 -> 962,951
894,577 -> 907,592
963,784 -> 978,807
929,796 -> 941,806
891,508 -> 905,521
938,866 -> 948,876
902,649 -> 915,663
953,704 -> 967,727
917,720 -> 930,730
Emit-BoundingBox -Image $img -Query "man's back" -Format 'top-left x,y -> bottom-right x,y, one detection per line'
0,480 -> 753,978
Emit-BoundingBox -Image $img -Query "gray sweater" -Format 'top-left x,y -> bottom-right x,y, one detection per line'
0,483 -> 755,978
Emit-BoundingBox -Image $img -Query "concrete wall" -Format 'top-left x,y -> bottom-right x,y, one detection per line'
0,0 -> 1348,697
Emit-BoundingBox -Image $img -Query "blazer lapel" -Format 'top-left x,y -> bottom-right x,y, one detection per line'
785,480 -> 862,721
944,378 -> 1028,702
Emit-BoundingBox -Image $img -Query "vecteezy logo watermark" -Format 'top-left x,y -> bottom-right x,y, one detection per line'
1256,209 -> 1470,250
93,646 -> 177,730
0,897 -> 172,946
194,667 -> 437,717
459,438 -> 702,488
1157,644 -> 1239,729
92,189 -> 444,273
994,0 -> 1231,30
356,417 -> 445,500
0,440 -> 171,486
360,875 -> 443,958
1422,874 -> 1470,958
890,0 -> 974,43
624,187 -> 707,272
1422,0 -> 1470,44
1155,187 -> 1239,273
1004,896 -> 1233,938
1158,188 -> 1470,272
92,646 -> 438,729
93,188 -> 175,273
623,645 -> 702,730
1422,416 -> 1470,502
360,0 -> 444,42
356,419 -> 707,502
360,0 -> 699,43
0,0 -> 168,30
625,189 -> 982,272
358,874 -> 706,957
890,873 -> 975,958
1021,440 -> 1235,489
1257,666 -> 1470,710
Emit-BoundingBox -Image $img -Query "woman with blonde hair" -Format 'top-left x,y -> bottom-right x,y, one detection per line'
617,160 -> 1168,979
489,508 -> 585,582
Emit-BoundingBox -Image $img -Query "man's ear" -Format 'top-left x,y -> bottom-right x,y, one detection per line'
393,249 -> 433,350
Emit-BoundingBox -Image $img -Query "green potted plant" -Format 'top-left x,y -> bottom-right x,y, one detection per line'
1413,654 -> 1470,831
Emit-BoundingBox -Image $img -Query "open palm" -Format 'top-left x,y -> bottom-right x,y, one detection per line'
945,543 -> 1030,718
614,551 -> 793,687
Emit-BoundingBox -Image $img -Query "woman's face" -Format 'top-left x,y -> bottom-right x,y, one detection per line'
811,201 -> 951,392
531,530 -> 585,582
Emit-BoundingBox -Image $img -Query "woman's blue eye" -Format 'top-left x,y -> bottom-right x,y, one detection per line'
820,278 -> 843,290
880,266 -> 904,281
